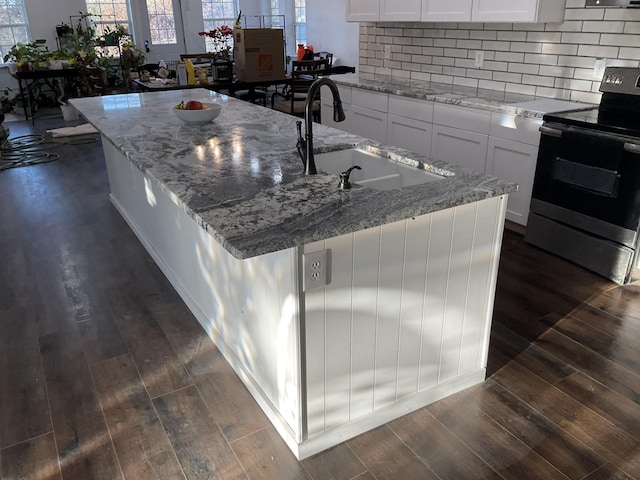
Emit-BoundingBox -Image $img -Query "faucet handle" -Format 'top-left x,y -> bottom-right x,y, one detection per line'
338,165 -> 362,190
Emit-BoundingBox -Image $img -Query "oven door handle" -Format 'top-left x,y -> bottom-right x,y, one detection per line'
624,142 -> 640,154
539,125 -> 563,138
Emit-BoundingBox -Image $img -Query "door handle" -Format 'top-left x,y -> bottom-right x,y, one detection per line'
539,125 -> 563,137
624,142 -> 640,154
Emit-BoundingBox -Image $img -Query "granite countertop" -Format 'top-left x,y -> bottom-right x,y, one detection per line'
332,73 -> 594,118
71,88 -> 516,259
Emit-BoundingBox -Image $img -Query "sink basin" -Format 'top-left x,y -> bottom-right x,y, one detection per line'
315,148 -> 447,190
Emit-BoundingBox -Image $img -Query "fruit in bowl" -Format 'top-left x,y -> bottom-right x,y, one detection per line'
173,100 -> 222,123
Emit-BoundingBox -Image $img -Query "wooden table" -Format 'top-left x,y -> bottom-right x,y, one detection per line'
14,69 -> 80,124
134,77 -> 291,106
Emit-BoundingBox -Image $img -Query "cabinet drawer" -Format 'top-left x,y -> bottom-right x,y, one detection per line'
388,95 -> 434,122
352,88 -> 388,112
433,103 -> 491,134
489,113 -> 542,146
431,124 -> 488,173
387,113 -> 432,156
351,105 -> 388,144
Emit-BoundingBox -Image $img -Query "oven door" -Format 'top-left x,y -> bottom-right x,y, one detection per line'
530,122 -> 640,247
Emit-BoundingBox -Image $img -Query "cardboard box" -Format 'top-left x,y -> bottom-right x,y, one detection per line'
233,28 -> 286,82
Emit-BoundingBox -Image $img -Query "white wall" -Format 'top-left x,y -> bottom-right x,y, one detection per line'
306,0 -> 358,67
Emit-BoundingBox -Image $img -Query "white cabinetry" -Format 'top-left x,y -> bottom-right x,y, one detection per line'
472,0 -> 566,23
349,88 -> 388,144
422,0 -> 471,21
381,0 -> 422,20
347,0 -> 421,21
322,85 -> 542,226
487,113 -> 542,225
431,103 -> 490,174
386,95 -> 433,156
346,0 -> 379,21
418,0 -> 565,22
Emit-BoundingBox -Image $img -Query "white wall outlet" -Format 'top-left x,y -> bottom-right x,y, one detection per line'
303,250 -> 330,291
474,51 -> 484,68
594,58 -> 607,80
384,44 -> 392,60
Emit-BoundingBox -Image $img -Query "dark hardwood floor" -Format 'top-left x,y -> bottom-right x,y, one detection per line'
1,116 -> 638,480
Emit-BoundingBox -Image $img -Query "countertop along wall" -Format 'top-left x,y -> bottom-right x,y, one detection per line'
358,0 -> 640,104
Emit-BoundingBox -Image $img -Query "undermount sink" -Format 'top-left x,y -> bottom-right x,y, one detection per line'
315,148 -> 448,191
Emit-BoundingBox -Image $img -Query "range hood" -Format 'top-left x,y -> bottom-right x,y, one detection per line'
586,0 -> 640,6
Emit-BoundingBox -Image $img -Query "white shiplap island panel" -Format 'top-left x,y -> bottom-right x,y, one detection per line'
72,89 -> 513,459
303,195 -> 505,448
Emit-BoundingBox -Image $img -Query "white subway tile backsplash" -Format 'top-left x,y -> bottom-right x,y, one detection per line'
526,32 -> 562,43
359,5 -> 640,99
619,48 -> 640,60
508,63 -> 540,75
494,51 -> 525,62
541,43 -> 578,55
582,21 -> 624,33
506,83 -> 537,95
454,76 -> 479,88
577,45 -> 619,58
559,32 -> 602,44
523,54 -> 559,66
509,42 -> 543,54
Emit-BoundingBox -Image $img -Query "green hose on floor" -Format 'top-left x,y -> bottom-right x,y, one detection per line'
0,130 -> 98,172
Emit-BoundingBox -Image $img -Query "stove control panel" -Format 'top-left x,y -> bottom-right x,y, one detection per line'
599,66 -> 640,94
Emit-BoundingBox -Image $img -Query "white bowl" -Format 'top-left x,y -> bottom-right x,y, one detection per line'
172,102 -> 222,124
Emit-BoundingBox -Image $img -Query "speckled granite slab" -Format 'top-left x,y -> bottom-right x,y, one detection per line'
334,73 -> 594,118
71,88 -> 516,259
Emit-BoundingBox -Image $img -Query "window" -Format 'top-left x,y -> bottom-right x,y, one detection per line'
0,0 -> 30,64
201,0 -> 237,51
85,0 -> 133,40
145,0 -> 177,45
294,0 -> 306,47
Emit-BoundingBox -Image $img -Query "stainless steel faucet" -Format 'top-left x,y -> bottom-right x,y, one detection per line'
296,77 -> 346,175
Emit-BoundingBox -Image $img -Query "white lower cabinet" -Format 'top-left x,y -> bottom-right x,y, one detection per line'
387,114 -> 432,157
431,124 -> 488,174
486,137 -> 537,226
350,105 -> 388,144
322,85 -> 542,226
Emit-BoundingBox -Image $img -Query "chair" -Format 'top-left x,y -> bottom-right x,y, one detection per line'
313,51 -> 333,69
271,58 -> 330,119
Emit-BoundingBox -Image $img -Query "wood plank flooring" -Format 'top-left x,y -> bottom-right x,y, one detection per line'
0,117 -> 638,479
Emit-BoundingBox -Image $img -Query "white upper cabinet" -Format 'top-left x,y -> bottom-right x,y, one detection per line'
471,0 -> 566,23
347,0 -> 380,22
411,0 -> 567,22
348,0 -> 422,21
421,0 -> 472,22
381,0 -> 422,21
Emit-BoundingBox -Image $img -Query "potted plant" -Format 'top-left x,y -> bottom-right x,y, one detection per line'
3,39 -> 49,72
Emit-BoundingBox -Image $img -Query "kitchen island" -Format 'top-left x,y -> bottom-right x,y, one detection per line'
71,89 -> 516,459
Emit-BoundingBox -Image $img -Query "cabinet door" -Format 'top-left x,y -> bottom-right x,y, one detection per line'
387,114 -> 432,156
422,0 -> 471,21
487,137 -> 538,226
381,0 -> 422,21
472,0 -> 538,22
431,124 -> 488,174
351,105 -> 388,144
347,0 -> 380,21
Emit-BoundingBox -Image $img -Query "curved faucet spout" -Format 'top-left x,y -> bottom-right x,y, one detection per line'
303,77 -> 345,175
